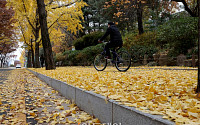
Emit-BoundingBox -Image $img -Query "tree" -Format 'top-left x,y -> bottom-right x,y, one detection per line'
197,0 -> 200,94
103,0 -> 181,33
0,39 -> 18,67
8,0 -> 87,70
103,0 -> 150,33
0,0 -> 15,40
171,0 -> 198,17
0,0 -> 17,68
36,0 -> 86,70
7,0 -> 40,68
82,0 -> 107,34
36,0 -> 55,70
19,49 -> 25,67
103,0 -> 138,31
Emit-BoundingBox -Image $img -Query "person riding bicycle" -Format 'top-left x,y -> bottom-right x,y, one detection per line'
98,22 -> 123,59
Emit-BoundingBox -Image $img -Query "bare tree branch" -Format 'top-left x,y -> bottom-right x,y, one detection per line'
21,0 -> 37,31
19,22 -> 31,47
48,13 -> 65,29
172,0 -> 197,17
51,0 -> 77,9
46,0 -> 54,6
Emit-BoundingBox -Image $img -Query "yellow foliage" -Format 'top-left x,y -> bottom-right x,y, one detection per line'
7,0 -> 87,53
19,49 -> 25,66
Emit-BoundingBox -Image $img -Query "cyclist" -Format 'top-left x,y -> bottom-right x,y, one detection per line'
98,22 -> 123,59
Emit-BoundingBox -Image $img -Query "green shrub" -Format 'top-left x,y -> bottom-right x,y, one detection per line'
62,44 -> 104,66
10,64 -> 14,67
123,31 -> 157,49
156,17 -> 198,57
55,53 -> 66,62
73,31 -> 109,50
129,45 -> 158,63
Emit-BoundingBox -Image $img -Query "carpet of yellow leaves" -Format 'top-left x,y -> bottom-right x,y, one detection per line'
32,66 -> 200,125
0,69 -> 100,124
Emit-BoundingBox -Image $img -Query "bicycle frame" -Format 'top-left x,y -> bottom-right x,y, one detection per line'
102,48 -> 119,64
94,41 -> 131,72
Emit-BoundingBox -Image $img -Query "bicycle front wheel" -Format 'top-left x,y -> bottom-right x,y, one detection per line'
94,54 -> 107,71
115,51 -> 131,72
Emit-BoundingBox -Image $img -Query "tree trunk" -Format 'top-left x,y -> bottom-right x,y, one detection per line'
3,54 -> 6,68
35,41 -> 40,68
137,0 -> 144,35
172,0 -> 197,17
197,0 -> 200,93
0,59 -> 3,68
27,49 -> 32,68
31,39 -> 35,68
36,0 -> 56,70
35,11 -> 41,68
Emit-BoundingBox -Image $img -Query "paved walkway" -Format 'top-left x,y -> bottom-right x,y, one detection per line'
0,69 -> 13,84
0,69 -> 100,125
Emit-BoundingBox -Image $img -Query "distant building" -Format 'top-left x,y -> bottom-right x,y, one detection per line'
14,60 -> 21,67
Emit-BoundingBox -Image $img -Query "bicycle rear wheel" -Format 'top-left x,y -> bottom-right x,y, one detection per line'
115,51 -> 131,72
94,54 -> 107,71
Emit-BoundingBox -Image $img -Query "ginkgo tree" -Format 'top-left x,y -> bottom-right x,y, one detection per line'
7,0 -> 41,68
7,0 -> 87,69
36,0 -> 87,70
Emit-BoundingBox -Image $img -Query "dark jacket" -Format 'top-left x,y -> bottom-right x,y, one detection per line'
40,55 -> 44,62
100,25 -> 122,44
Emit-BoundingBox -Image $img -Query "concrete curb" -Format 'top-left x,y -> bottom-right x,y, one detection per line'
27,69 -> 174,125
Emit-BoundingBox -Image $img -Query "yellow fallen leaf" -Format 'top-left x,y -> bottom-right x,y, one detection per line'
146,92 -> 154,101
55,106 -> 64,110
66,118 -> 74,124
51,120 -> 58,125
75,118 -> 81,123
72,110 -> 76,114
38,120 -> 44,123
188,112 -> 199,118
40,98 -> 45,103
30,112 -> 35,117
92,118 -> 101,123
10,106 -> 16,110
42,107 -> 47,112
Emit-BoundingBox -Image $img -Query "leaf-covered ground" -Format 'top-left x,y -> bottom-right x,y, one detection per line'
0,69 -> 100,125
32,66 -> 200,125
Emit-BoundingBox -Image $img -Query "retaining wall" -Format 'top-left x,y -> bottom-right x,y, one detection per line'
28,69 -> 174,125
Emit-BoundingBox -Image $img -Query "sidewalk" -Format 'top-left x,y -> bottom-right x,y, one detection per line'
0,69 -> 100,124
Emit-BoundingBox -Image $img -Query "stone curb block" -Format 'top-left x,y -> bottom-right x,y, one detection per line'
51,78 -> 61,92
112,101 -> 173,125
75,88 -> 112,123
60,82 -> 76,102
27,69 -> 174,125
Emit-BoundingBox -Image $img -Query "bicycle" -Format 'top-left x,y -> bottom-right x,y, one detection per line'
93,42 -> 131,72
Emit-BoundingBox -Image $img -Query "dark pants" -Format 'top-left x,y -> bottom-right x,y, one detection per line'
105,41 -> 122,57
41,61 -> 44,68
